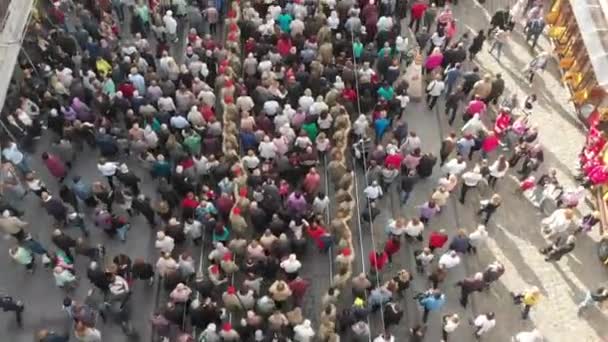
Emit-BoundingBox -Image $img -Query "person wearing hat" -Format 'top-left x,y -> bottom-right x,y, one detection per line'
221,286 -> 241,313
335,247 -> 354,272
220,252 -> 239,275
219,322 -> 239,341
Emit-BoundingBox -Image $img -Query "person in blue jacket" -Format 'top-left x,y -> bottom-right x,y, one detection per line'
374,111 -> 390,144
419,289 -> 445,322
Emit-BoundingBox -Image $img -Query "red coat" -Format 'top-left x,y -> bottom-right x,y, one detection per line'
384,239 -> 400,256
428,231 -> 448,249
288,278 -> 310,299
118,83 -> 135,99
384,154 -> 403,169
303,173 -> 321,195
181,197 -> 198,210
369,251 -> 389,271
44,154 -> 67,179
276,38 -> 293,57
306,225 -> 327,249
482,135 -> 500,153
411,3 -> 428,19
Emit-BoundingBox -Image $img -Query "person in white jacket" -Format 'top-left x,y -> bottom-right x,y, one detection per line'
405,218 -> 424,241
280,254 -> 302,277
512,329 -> 543,342
473,312 -> 496,338
353,114 -> 369,137
443,156 -> 467,175
163,10 -> 178,42
488,155 -> 509,188
259,135 -> 278,160
438,250 -> 461,270
155,231 -> 175,254
293,319 -> 315,341
541,208 -> 574,240
461,113 -> 486,136
468,225 -> 488,253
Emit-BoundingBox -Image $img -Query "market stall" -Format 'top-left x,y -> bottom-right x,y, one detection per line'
547,0 -> 608,231
547,0 -> 608,125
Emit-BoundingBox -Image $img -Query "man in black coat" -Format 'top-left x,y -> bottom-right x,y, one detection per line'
51,229 -> 77,260
86,261 -> 112,294
116,164 -> 141,195
249,202 -> 268,233
383,302 -> 404,328
132,194 -> 156,227
461,67 -> 481,95
0,295 -> 24,327
456,273 -> 486,307
42,192 -> 68,226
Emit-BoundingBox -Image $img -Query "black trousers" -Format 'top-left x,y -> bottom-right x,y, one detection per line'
459,184 -> 474,203
409,17 -> 422,32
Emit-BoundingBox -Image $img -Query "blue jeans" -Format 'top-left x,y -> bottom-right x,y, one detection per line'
16,158 -> 31,174
490,41 -> 503,60
400,190 -> 411,204
116,224 -> 130,242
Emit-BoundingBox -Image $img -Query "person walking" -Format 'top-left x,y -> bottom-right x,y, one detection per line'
511,286 -> 541,319
426,75 -> 445,110
409,0 -> 428,33
472,312 -> 496,339
489,28 -> 508,61
456,272 -> 485,307
488,155 -> 509,188
468,30 -> 486,60
577,286 -> 608,315
442,313 -> 460,342
418,289 -> 445,323
97,158 -> 119,190
41,152 -> 68,184
459,166 -> 484,203
0,295 -> 25,327
477,194 -> 501,224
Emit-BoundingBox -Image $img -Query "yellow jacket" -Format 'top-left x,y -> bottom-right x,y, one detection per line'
96,58 -> 112,78
523,292 -> 540,306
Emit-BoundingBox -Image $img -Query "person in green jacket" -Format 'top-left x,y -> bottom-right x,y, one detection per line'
102,76 -> 115,97
301,120 -> 319,141
378,82 -> 395,101
353,38 -> 364,60
152,154 -> 172,180
278,11 -> 293,33
212,224 -> 230,243
183,130 -> 202,155
9,246 -> 34,272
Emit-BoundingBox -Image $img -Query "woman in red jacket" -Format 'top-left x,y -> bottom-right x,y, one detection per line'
369,250 -> 389,274
41,152 -> 67,183
181,192 -> 198,219
384,236 -> 401,263
428,229 -> 448,252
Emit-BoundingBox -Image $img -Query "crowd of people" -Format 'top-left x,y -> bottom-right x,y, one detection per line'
0,0 -> 602,341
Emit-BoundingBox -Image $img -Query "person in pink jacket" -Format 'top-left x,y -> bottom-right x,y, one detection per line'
425,48 -> 444,74
41,152 -> 67,183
